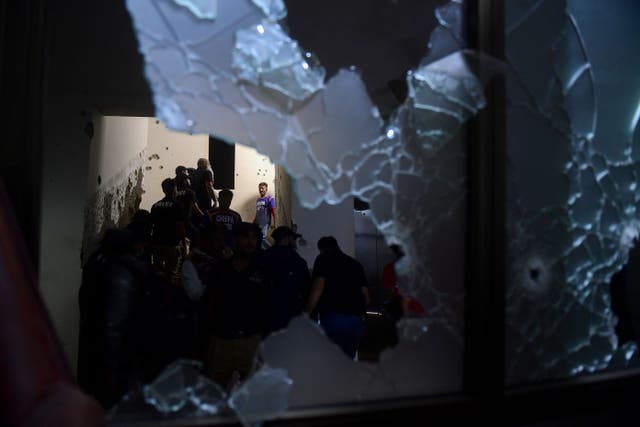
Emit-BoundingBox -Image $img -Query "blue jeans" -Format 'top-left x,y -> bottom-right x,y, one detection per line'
259,224 -> 271,249
259,224 -> 269,240
319,313 -> 365,359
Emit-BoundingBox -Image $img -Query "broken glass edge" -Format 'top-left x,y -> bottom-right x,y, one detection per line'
173,0 -> 218,20
251,0 -> 287,21
125,0 -> 489,406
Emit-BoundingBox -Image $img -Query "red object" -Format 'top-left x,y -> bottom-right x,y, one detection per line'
404,297 -> 426,317
0,181 -> 104,426
383,261 -> 425,316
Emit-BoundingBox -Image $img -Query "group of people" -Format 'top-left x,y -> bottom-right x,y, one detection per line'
77,157 -> 372,409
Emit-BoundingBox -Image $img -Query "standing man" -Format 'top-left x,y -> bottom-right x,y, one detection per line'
175,173 -> 205,242
149,178 -> 187,284
305,236 -> 370,359
262,226 -> 310,335
206,189 -> 242,246
192,158 -> 217,212
253,182 -> 276,243
202,222 -> 265,389
175,165 -> 189,179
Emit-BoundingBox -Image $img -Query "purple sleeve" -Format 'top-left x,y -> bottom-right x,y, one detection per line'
269,196 -> 276,208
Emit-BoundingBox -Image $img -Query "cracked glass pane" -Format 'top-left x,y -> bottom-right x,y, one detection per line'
505,0 -> 640,384
232,21 -> 325,101
122,0 -> 488,415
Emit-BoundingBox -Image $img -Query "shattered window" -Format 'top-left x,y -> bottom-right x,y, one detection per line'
102,0 -> 486,421
505,0 -> 640,384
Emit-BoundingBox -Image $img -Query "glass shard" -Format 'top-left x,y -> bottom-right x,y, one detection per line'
410,53 -> 486,124
434,1 -> 463,44
379,322 -> 463,396
143,359 -> 199,413
232,21 -> 325,101
228,365 -> 293,426
189,375 -> 228,414
424,1 -> 465,64
258,316 -> 383,406
142,359 -> 226,414
251,0 -> 286,21
173,0 -> 218,20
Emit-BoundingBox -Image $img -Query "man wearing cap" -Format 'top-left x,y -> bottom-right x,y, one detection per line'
262,226 -> 311,335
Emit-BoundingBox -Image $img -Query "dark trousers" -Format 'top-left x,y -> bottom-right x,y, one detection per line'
319,312 -> 366,359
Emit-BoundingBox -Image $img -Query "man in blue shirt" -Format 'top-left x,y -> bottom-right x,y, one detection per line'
253,182 -> 276,243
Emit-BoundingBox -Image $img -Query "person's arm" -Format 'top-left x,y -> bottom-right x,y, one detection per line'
149,206 -> 157,238
205,180 -> 215,199
359,264 -> 370,310
305,277 -> 325,314
299,261 -> 312,308
205,180 -> 216,204
270,196 -> 277,226
362,287 -> 371,308
191,200 -> 205,218
172,202 -> 187,247
176,219 -> 187,248
177,221 -> 187,247
205,171 -> 216,201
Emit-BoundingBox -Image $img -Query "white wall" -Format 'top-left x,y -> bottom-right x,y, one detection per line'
39,96 -> 93,376
86,115 -> 148,194
82,115 -> 150,264
292,195 -> 355,266
140,119 -> 209,210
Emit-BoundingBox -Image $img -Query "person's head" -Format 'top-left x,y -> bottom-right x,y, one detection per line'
126,210 -> 152,257
175,165 -> 188,176
175,173 -> 191,190
218,189 -> 233,209
197,158 -> 210,170
161,178 -> 176,198
389,244 -> 404,261
101,228 -> 134,257
200,223 -> 227,255
271,226 -> 302,248
233,222 -> 261,257
258,182 -> 268,197
317,236 -> 340,254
